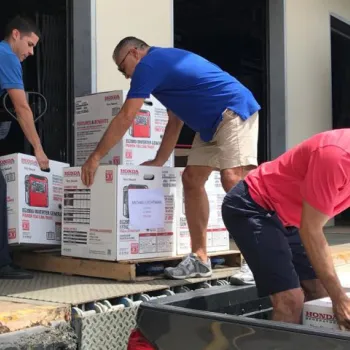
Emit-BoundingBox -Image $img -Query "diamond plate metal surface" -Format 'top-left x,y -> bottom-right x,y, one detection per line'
0,269 -> 237,304
73,306 -> 139,350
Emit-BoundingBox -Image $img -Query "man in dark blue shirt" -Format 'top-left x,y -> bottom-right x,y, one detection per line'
0,16 -> 49,279
81,37 -> 260,279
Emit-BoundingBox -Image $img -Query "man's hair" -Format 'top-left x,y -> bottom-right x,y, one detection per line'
4,15 -> 41,39
112,36 -> 149,61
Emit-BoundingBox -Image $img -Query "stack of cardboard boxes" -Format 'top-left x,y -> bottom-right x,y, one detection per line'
0,90 -> 229,262
61,90 -> 229,261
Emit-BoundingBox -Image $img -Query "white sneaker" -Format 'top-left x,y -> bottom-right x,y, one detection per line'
230,259 -> 255,285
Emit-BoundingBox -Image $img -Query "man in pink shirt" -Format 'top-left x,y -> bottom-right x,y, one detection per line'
222,129 -> 350,329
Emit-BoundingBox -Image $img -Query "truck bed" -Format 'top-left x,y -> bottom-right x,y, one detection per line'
136,285 -> 350,349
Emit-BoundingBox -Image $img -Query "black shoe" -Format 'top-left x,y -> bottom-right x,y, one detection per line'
0,264 -> 33,279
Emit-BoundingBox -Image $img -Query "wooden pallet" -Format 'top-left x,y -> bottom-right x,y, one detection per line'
13,250 -> 241,282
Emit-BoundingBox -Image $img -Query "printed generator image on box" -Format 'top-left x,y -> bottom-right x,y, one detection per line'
25,174 -> 49,207
129,109 -> 151,138
0,153 -> 69,245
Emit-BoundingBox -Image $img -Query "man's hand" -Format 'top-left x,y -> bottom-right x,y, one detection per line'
81,154 -> 100,187
299,200 -> 350,330
34,148 -> 49,170
141,159 -> 163,167
333,295 -> 350,330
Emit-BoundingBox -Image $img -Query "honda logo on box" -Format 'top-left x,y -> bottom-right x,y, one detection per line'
305,311 -> 336,321
120,169 -> 139,175
0,158 -> 15,166
21,158 -> 38,167
64,170 -> 81,177
104,94 -> 120,101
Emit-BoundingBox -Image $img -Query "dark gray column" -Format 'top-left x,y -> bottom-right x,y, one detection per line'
72,0 -> 96,97
268,0 -> 286,158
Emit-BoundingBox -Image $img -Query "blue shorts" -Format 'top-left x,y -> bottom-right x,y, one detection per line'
222,180 -> 317,297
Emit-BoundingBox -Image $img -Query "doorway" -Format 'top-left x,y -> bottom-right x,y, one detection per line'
173,0 -> 270,164
331,15 -> 350,225
0,0 -> 73,163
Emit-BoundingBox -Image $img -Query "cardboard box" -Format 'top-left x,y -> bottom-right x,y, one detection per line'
74,90 -> 174,167
303,292 -> 350,329
162,167 -> 229,255
61,165 -> 176,261
0,153 -> 69,245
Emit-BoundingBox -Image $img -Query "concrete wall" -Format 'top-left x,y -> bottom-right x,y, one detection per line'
93,0 -> 173,92
285,0 -> 350,148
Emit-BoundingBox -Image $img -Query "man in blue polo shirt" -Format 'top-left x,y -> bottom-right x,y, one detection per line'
0,16 -> 49,279
81,37 -> 260,280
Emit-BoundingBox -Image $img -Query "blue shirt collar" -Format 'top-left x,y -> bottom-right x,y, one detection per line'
0,40 -> 13,52
147,46 -> 159,54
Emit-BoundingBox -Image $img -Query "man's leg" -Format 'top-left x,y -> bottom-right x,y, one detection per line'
218,110 -> 259,285
301,279 -> 328,301
222,181 -> 305,324
269,279 -> 327,323
182,165 -> 213,261
270,288 -> 305,323
222,167 -> 257,286
0,170 -> 32,279
286,227 -> 328,302
164,110 -> 258,280
218,110 -> 259,192
164,133 -> 217,279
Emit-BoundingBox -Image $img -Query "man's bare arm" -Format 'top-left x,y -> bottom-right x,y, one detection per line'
154,110 -> 184,165
299,201 -> 346,302
7,89 -> 43,152
91,98 -> 144,160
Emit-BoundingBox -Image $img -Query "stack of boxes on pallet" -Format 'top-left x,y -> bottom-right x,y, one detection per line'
62,90 -> 229,261
0,90 -> 229,263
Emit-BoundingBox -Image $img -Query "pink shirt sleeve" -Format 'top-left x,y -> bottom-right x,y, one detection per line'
300,146 -> 348,216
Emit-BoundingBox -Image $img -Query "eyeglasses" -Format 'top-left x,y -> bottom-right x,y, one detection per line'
117,48 -> 135,75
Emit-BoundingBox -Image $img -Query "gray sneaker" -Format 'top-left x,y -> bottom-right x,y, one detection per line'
230,259 -> 255,285
164,254 -> 212,280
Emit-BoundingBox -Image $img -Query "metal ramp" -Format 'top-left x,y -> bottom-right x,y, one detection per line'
0,268 -> 237,350
0,269 -> 237,305
0,231 -> 348,305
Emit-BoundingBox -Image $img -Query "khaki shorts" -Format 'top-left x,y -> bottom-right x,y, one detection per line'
187,109 -> 259,170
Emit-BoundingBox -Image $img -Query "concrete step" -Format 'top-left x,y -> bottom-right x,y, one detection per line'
0,297 -> 69,334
